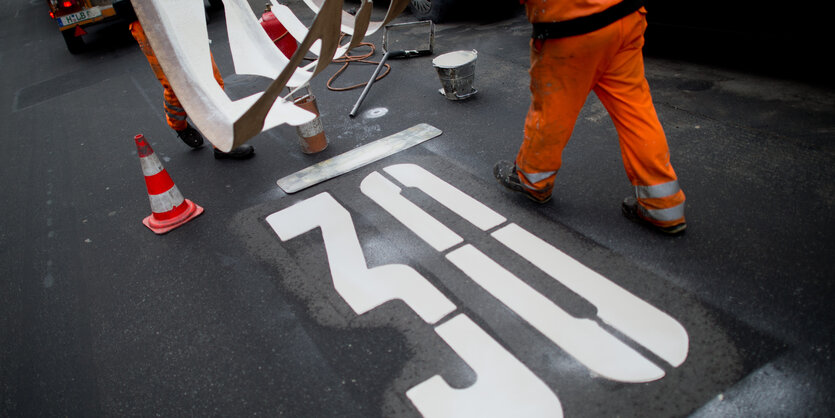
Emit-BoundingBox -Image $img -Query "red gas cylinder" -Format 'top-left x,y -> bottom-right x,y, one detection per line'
259,7 -> 298,59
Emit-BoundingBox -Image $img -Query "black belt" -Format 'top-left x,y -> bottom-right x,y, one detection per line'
531,0 -> 645,40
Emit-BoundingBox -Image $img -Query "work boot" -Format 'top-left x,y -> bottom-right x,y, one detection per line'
175,125 -> 204,148
213,144 -> 255,160
621,197 -> 687,235
493,160 -> 551,203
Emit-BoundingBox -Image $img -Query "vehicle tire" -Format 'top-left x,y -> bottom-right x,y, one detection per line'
62,30 -> 85,54
409,0 -> 453,22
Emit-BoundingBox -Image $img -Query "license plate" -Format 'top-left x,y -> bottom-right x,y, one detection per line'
57,7 -> 101,27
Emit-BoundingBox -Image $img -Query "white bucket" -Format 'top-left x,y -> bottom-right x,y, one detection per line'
432,50 -> 478,101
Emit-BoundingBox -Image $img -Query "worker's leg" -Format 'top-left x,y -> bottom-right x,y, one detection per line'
593,10 -> 685,228
130,21 -> 253,158
514,27 -> 619,200
129,21 -> 188,131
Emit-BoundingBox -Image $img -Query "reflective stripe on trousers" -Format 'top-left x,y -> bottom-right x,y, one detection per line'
634,179 -> 685,225
639,202 -> 685,223
635,180 -> 680,200
518,168 -> 557,191
164,100 -> 187,122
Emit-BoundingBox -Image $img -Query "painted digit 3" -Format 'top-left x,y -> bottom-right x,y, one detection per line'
266,192 -> 455,324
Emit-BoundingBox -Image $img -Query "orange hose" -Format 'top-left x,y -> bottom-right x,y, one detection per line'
326,35 -> 391,91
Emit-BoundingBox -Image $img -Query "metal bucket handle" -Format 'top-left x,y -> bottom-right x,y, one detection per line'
439,87 -> 478,100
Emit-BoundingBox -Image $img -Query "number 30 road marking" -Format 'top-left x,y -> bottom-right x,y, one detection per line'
265,163 -> 689,417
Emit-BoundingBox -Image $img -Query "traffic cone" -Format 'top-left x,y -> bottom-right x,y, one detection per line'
293,88 -> 328,154
134,134 -> 203,234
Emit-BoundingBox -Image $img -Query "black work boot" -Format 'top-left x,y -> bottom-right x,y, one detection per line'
621,197 -> 687,235
213,144 -> 255,160
175,125 -> 204,148
493,160 -> 551,203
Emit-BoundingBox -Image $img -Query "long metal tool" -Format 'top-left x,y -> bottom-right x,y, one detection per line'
277,123 -> 442,193
349,21 -> 434,118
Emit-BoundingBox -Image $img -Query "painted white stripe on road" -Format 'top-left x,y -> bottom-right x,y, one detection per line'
446,244 -> 665,383
407,314 -> 563,418
492,223 -> 689,366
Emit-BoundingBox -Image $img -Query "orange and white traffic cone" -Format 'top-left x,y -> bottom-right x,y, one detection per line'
134,134 -> 203,234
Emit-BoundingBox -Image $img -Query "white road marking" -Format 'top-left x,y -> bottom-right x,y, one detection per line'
265,162 -> 690,416
373,164 -> 689,379
361,171 -> 463,252
492,223 -> 689,366
265,192 -> 455,324
407,314 -> 563,418
446,244 -> 665,383
384,164 -> 506,231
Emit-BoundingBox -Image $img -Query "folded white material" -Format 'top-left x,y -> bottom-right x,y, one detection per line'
130,0 -> 409,151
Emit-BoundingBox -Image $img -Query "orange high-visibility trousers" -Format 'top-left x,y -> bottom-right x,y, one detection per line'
129,21 -> 224,132
515,9 -> 685,227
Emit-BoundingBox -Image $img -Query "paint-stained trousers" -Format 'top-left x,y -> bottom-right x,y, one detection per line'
129,21 -> 224,132
516,10 -> 686,227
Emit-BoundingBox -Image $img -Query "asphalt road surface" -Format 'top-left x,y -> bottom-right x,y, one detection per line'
2,1 -> 833,416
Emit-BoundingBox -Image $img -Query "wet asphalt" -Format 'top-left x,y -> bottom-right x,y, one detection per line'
1,0 -> 833,416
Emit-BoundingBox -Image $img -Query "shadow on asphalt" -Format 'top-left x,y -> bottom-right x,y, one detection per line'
644,24 -> 831,88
